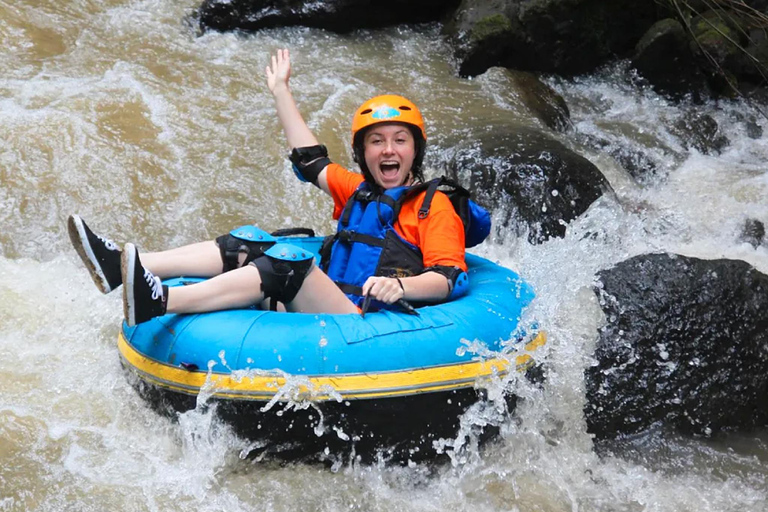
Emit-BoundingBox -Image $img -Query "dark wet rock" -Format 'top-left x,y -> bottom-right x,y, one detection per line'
732,24 -> 768,86
631,18 -> 710,101
626,4 -> 768,100
740,218 -> 766,248
505,70 -> 572,132
742,83 -> 768,106
445,126 -> 608,244
747,0 -> 768,11
690,10 -> 743,71
670,111 -> 729,154
684,8 -> 768,97
479,67 -> 572,132
197,0 -> 460,33
443,0 -> 660,77
745,115 -> 764,139
442,5 -> 520,78
574,132 -> 661,183
606,148 -> 660,183
586,253 -> 768,440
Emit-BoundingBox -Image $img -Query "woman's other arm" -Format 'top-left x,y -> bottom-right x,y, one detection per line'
266,48 -> 331,195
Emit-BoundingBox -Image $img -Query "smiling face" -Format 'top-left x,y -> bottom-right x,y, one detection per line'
362,123 -> 416,189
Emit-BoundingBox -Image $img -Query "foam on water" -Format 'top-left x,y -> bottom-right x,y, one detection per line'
1,0 -> 767,509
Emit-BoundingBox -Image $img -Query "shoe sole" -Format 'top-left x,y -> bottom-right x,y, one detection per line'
122,243 -> 137,327
68,215 -> 112,294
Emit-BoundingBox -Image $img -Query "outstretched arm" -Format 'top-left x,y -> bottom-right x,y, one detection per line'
266,49 -> 331,194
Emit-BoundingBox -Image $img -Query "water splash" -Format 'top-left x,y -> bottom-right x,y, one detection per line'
1,0 -> 767,509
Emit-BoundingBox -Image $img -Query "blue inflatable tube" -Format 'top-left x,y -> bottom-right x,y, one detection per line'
119,237 -> 543,399
117,236 -> 544,461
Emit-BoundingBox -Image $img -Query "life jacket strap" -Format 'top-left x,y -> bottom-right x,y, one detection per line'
405,177 -> 490,248
337,230 -> 386,247
339,188 -> 399,226
417,179 -> 441,219
335,282 -> 363,297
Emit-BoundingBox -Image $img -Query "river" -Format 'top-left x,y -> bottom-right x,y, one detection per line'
2,0 -> 767,510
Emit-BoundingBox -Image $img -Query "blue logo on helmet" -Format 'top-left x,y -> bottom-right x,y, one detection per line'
372,107 -> 401,120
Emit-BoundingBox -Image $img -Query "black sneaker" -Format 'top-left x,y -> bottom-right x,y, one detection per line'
122,243 -> 167,326
68,214 -> 122,294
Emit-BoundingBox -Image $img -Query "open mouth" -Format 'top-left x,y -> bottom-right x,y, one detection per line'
380,162 -> 400,176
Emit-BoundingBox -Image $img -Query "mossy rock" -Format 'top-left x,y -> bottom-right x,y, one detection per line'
632,17 -> 710,100
470,13 -> 514,43
695,26 -> 740,59
690,9 -> 739,34
690,10 -> 743,65
444,0 -> 660,77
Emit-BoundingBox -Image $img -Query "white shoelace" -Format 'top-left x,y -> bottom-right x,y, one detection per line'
99,235 -> 118,252
144,269 -> 163,301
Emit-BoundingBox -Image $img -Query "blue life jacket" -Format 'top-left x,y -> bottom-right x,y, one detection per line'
321,183 -> 421,309
320,177 -> 491,309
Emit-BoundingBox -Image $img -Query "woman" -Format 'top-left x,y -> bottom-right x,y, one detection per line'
68,49 -> 468,326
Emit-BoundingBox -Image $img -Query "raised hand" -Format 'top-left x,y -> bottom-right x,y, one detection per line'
266,48 -> 291,94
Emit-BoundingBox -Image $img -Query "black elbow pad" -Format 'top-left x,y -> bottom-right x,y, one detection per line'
289,145 -> 331,185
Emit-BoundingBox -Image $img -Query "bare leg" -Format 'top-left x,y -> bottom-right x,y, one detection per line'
141,241 -> 223,280
166,264 -> 263,314
164,263 -> 358,315
287,266 -> 359,314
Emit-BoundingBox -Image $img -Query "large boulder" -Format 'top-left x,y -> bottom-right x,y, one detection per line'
586,253 -> 768,440
477,67 -> 573,132
734,27 -> 768,85
503,69 -> 572,132
197,0 -> 460,32
631,18 -> 710,101
690,10 -> 743,67
694,7 -> 768,94
632,6 -> 768,99
572,131 -> 663,184
443,0 -> 661,77
444,126 -> 608,243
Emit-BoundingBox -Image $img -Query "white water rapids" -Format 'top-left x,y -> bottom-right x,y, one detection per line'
1,0 -> 767,510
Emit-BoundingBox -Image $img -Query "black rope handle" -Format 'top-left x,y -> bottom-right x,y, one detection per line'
269,227 -> 316,238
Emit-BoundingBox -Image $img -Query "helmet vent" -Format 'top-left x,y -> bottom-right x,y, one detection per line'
360,109 -> 373,115
399,106 -> 412,111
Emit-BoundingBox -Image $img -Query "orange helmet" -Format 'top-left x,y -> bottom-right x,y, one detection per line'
351,95 -> 427,144
351,95 -> 427,185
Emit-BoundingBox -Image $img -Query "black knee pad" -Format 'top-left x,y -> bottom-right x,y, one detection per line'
252,243 -> 315,304
216,225 -> 276,272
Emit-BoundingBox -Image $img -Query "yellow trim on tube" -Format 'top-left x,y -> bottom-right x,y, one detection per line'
118,331 -> 546,401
